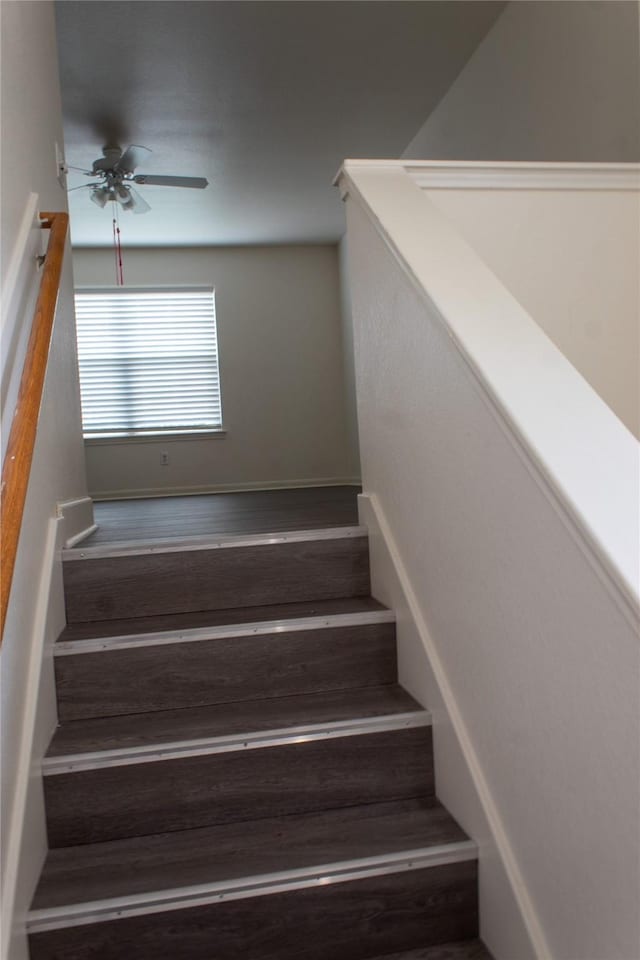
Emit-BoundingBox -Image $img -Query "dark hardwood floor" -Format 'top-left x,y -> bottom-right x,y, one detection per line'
33,798 -> 465,910
55,618 -> 396,721
84,485 -> 361,545
47,686 -> 422,757
64,534 -> 370,621
29,863 -> 480,960
57,596 -> 386,642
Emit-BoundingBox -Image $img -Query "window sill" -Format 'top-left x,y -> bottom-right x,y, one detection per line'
84,430 -> 227,447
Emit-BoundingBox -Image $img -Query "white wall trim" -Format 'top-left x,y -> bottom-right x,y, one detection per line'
1,192 -> 40,336
84,430 -> 227,447
359,492 -> 551,960
338,163 -> 639,626
64,525 -> 98,549
0,517 -> 61,960
89,477 -> 361,501
407,161 -> 640,191
57,496 -> 95,547
1,193 -> 42,465
340,160 -> 640,192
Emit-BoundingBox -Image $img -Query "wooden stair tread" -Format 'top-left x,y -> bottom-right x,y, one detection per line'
31,797 -> 467,911
57,596 -> 388,644
46,685 -> 424,758
32,506 -> 482,959
84,486 -> 361,545
62,533 -> 370,622
368,942 -> 493,960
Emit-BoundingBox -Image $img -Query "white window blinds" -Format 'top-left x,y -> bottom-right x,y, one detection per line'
74,288 -> 222,439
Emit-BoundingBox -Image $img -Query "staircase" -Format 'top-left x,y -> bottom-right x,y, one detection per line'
27,517 -> 491,959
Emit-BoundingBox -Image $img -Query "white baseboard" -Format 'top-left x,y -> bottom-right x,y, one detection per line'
57,496 -> 96,547
89,477 -> 362,501
358,492 -> 549,960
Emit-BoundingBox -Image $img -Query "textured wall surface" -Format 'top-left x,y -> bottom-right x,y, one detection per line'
345,176 -> 639,960
1,3 -> 88,958
426,186 -> 640,437
405,1 -> 640,162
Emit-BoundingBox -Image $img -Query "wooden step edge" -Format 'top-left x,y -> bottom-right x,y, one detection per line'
367,942 -> 493,960
62,524 -> 369,562
42,709 -> 432,776
27,837 -> 477,935
54,608 -> 396,656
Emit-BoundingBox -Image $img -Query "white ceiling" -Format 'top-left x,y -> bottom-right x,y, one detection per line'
55,1 -> 504,247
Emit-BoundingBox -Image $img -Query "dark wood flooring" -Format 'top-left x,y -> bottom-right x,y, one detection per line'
55,620 -> 397,721
29,863 -> 479,960
33,484 -> 489,960
368,944 -> 493,960
84,486 -> 361,545
47,686 -> 422,757
33,797 -> 465,909
45,726 -> 433,846
57,596 -> 386,643
64,534 -> 370,621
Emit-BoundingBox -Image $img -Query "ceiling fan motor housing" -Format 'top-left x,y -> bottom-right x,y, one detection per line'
92,146 -> 123,175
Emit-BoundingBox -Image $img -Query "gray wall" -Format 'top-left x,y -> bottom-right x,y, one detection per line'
338,235 -> 361,480
404,0 -> 640,162
426,186 -> 640,438
73,245 -> 358,498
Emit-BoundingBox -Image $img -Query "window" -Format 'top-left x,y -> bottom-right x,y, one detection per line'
74,288 -> 222,439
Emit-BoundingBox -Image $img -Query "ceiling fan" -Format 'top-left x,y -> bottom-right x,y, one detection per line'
70,144 -> 208,214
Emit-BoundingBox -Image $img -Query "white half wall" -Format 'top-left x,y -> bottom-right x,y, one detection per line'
358,493 -> 537,960
73,245 -> 358,497
340,162 -> 640,960
1,4 -> 89,957
404,0 -> 640,163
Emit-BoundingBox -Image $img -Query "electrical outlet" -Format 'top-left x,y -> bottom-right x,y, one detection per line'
160,451 -> 169,466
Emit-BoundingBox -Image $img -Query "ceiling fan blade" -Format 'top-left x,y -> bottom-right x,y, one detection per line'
115,144 -> 152,175
126,185 -> 152,215
133,174 -> 208,189
67,164 -> 96,175
68,182 -> 97,191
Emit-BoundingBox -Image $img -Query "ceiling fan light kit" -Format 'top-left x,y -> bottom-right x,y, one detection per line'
89,186 -> 109,209
73,143 -> 208,215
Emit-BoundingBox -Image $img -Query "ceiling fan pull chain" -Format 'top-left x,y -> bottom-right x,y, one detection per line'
112,217 -> 118,284
113,208 -> 124,286
117,222 -> 124,286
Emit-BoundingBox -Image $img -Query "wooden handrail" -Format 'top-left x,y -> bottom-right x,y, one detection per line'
1,212 -> 69,641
